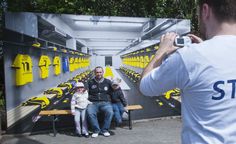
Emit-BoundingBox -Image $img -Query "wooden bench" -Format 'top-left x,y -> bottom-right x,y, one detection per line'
125,105 -> 143,130
39,104 -> 143,136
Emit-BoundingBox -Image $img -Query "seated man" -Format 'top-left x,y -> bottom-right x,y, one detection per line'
87,66 -> 114,138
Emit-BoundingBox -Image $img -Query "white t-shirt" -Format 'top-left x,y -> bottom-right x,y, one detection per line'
140,35 -> 236,144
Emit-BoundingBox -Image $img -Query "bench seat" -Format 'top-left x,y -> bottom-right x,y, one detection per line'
39,104 -> 143,136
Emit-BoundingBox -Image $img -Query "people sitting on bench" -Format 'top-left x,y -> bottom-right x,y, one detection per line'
111,78 -> 128,126
86,66 -> 114,138
71,82 -> 91,138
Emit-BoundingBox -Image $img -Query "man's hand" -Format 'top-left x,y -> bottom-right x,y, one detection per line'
187,34 -> 203,43
158,32 -> 179,56
141,32 -> 178,79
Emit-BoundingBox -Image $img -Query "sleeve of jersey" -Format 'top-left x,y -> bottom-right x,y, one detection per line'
139,52 -> 189,97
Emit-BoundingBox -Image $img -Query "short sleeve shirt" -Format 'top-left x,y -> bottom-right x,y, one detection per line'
140,35 -> 236,144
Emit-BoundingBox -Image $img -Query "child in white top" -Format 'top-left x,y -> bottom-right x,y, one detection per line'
71,82 -> 91,137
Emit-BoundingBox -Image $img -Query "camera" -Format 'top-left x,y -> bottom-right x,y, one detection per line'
174,36 -> 192,47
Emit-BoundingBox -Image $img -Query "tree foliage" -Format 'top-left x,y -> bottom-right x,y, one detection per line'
3,0 -> 199,32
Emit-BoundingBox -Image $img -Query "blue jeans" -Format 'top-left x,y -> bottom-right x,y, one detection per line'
87,102 -> 114,133
112,102 -> 125,124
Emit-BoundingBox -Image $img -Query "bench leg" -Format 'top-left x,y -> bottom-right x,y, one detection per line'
52,115 -> 57,137
128,110 -> 132,130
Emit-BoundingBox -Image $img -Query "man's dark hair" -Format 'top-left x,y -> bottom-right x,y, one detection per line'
199,0 -> 236,23
94,66 -> 103,72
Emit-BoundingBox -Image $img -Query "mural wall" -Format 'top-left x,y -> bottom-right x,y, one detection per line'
1,12 -> 190,134
3,29 -> 91,133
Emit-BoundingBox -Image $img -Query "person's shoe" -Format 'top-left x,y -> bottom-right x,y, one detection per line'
91,133 -> 99,138
102,131 -> 110,137
122,112 -> 128,120
84,133 -> 89,138
76,133 -> 82,137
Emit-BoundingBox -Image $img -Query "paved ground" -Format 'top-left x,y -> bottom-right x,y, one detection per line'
1,117 -> 182,144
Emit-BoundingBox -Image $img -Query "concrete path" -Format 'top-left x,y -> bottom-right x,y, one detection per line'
1,117 -> 182,144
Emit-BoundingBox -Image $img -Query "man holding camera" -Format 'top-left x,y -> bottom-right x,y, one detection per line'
140,0 -> 236,143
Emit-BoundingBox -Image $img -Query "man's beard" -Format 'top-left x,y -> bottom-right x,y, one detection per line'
95,76 -> 102,80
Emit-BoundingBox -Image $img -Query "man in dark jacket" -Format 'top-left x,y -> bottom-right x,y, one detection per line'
87,66 -> 114,138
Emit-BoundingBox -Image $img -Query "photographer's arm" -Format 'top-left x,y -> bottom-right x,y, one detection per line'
141,32 -> 178,78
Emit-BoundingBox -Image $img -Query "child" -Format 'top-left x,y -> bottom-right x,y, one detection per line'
111,78 -> 128,126
71,82 -> 91,137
